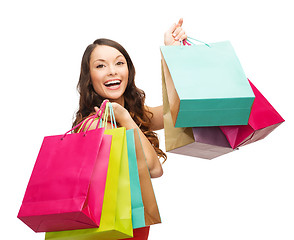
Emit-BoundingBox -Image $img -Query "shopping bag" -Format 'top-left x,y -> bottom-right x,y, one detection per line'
133,128 -> 161,225
126,129 -> 145,229
102,105 -> 160,228
122,226 -> 150,240
107,104 -> 160,226
110,106 -> 160,228
17,101 -> 110,232
220,79 -> 285,149
161,39 -> 255,127
46,103 -> 133,240
162,67 -> 234,159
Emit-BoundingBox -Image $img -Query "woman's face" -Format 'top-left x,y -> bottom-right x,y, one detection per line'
90,45 -> 129,105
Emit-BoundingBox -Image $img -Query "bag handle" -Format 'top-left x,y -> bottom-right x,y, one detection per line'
109,103 -> 117,128
98,102 -> 117,129
181,36 -> 211,47
76,100 -> 109,133
77,101 -> 117,133
61,100 -> 108,139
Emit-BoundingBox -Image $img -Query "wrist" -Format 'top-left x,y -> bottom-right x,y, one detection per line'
118,115 -> 138,129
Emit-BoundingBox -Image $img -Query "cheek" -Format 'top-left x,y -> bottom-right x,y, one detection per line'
90,71 -> 105,93
91,70 -> 103,83
120,67 -> 129,81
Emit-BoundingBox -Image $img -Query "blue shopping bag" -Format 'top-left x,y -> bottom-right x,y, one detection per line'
161,39 -> 255,127
126,129 -> 145,229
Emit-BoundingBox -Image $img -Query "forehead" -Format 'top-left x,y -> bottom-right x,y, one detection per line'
90,45 -> 125,61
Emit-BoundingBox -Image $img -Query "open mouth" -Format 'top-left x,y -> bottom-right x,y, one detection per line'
104,79 -> 122,89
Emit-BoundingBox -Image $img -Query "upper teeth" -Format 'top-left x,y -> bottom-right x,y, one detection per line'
105,80 -> 120,86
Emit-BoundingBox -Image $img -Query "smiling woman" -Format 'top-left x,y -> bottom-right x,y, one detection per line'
90,45 -> 129,105
72,19 -> 187,178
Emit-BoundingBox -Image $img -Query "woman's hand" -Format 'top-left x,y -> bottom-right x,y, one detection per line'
164,18 -> 187,46
94,102 -> 136,129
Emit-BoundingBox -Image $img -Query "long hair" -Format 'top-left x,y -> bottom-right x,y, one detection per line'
73,38 -> 166,161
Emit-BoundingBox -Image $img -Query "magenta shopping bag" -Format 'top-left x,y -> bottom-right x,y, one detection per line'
18,101 -> 111,232
220,80 -> 284,149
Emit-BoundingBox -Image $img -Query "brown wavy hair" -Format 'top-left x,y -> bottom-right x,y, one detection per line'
73,38 -> 166,162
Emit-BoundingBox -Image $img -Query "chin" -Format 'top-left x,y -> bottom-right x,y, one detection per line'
105,94 -> 122,100
104,89 -> 125,99
103,93 -> 124,103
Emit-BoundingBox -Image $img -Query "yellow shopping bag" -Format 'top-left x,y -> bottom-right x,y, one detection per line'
45,126 -> 133,240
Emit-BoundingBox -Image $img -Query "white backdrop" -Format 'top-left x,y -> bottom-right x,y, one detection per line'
1,0 -> 293,239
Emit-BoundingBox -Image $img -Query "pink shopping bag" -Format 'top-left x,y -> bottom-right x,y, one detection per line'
18,101 -> 111,232
220,80 -> 284,149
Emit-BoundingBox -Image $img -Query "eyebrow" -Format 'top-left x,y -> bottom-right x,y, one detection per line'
93,54 -> 124,63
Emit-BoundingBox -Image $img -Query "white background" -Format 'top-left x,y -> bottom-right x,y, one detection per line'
1,0 -> 293,239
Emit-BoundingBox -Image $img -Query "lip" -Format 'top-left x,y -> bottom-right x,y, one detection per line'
104,79 -> 122,90
104,79 -> 121,85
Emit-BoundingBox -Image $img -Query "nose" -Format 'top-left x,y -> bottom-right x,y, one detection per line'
108,64 -> 117,76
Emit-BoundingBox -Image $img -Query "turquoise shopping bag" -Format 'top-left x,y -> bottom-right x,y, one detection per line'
126,129 -> 145,229
161,39 -> 255,127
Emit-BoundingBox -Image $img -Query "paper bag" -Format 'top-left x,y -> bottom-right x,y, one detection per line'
18,102 -> 110,232
220,80 -> 285,148
162,66 -> 234,159
161,41 -> 255,127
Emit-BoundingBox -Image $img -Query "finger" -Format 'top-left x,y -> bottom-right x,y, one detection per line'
175,29 -> 186,41
178,33 -> 187,42
172,27 -> 182,38
94,106 -> 99,113
167,22 -> 177,34
176,18 -> 183,27
94,106 -> 102,119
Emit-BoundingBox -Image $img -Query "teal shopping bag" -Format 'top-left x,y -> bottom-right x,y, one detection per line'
126,129 -> 145,229
161,40 -> 255,127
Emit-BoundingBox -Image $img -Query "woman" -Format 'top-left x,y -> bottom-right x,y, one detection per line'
73,19 -> 187,178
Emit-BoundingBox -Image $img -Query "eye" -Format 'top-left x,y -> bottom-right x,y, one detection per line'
96,64 -> 105,69
116,61 -> 125,66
